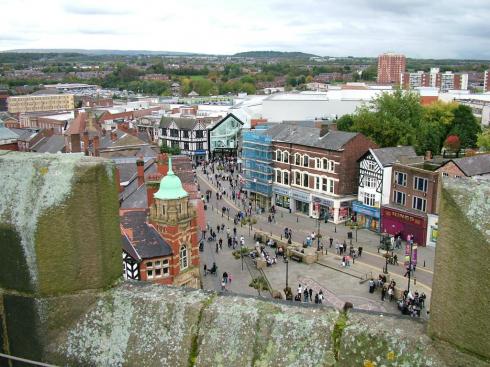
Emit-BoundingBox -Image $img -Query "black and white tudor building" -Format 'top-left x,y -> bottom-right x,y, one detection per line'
159,117 -> 209,163
353,146 -> 417,232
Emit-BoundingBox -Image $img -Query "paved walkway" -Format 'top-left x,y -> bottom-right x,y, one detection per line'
198,169 -> 433,289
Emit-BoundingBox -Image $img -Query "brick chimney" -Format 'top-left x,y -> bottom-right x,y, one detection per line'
70,134 -> 81,153
82,131 -> 89,155
93,135 -> 100,157
425,150 -> 432,161
319,123 -> 329,137
136,158 -> 145,186
157,153 -> 169,176
115,167 -> 123,193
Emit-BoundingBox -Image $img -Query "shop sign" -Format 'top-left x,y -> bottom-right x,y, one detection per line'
195,149 -> 207,154
383,208 -> 425,226
272,186 -> 290,196
312,196 -> 334,207
352,201 -> 380,218
291,189 -> 311,202
340,201 -> 351,207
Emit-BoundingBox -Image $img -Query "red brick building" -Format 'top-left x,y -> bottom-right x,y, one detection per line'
266,123 -> 377,223
121,157 -> 200,288
436,154 -> 490,178
381,162 -> 441,246
377,53 -> 406,85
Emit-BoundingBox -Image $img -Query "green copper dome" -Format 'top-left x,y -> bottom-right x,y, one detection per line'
154,156 -> 188,200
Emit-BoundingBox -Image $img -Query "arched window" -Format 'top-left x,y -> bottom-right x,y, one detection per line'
295,153 -> 301,166
303,155 -> 309,167
283,171 -> 289,185
322,158 -> 328,170
180,245 -> 188,270
283,152 -> 289,163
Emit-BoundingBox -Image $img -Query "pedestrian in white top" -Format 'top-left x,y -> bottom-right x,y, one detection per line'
297,284 -> 302,295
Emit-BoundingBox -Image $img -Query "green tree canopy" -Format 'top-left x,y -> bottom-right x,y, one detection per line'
477,128 -> 490,151
447,105 -> 481,149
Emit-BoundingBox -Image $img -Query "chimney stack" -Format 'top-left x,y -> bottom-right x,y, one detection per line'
93,135 -> 100,157
425,150 -> 432,161
82,131 -> 89,155
319,123 -> 329,137
136,158 -> 145,187
157,153 -> 169,176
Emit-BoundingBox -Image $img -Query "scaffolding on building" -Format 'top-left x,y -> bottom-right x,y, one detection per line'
242,131 -> 273,198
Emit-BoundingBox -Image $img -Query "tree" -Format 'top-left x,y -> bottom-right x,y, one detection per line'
448,105 -> 481,148
477,128 -> 490,151
349,90 -> 422,147
160,145 -> 181,155
444,135 -> 461,152
415,101 -> 456,155
336,114 -> 354,131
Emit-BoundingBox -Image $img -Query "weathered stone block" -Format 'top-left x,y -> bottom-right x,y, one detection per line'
428,178 -> 490,360
0,151 -> 121,295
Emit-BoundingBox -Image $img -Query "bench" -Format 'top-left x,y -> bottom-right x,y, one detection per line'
290,254 -> 302,262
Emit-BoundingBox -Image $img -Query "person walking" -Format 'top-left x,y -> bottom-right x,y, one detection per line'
358,246 -> 363,257
203,264 -> 207,276
223,272 -> 228,284
303,288 -> 309,302
329,237 -> 333,248
381,286 -> 387,301
308,288 -> 313,303
297,284 -> 302,296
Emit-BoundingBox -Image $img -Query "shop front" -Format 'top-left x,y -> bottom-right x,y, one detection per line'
352,201 -> 380,232
291,188 -> 311,216
339,201 -> 352,222
312,196 -> 335,221
381,206 -> 428,246
272,186 -> 291,210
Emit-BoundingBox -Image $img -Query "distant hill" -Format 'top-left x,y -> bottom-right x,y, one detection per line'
3,49 -> 201,56
233,51 -> 318,58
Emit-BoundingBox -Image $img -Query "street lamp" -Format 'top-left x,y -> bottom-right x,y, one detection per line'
407,240 -> 415,294
241,242 -> 244,271
383,251 -> 390,274
285,257 -> 289,289
317,215 -> 321,252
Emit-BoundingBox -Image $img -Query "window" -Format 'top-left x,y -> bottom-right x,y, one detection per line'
442,172 -> 449,177
364,176 -> 376,188
363,192 -> 376,206
322,177 -> 328,192
183,130 -> 189,138
295,154 -> 301,166
184,142 -> 189,150
295,171 -> 301,185
316,158 -> 321,169
322,158 -> 328,170
395,171 -> 407,186
170,129 -> 179,137
315,176 -> 320,190
328,180 -> 334,193
161,128 -> 167,136
180,245 -> 188,270
283,152 -> 289,163
414,176 -> 428,192
412,196 -> 427,212
162,259 -> 169,275
393,191 -> 406,205
196,130 -> 203,138
274,150 -> 279,161
303,155 -> 309,167
283,172 -> 289,185
146,260 -> 167,279
303,173 -> 309,188
276,170 -> 282,183
328,161 -> 335,172
196,142 -> 204,150
366,160 -> 376,171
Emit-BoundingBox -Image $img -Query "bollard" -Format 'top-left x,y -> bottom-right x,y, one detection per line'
414,277 -> 417,285
296,217 -> 299,223
334,225 -> 337,233
280,235 -> 282,240
423,260 -> 425,267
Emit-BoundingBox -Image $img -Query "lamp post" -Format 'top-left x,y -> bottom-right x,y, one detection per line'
241,242 -> 244,271
407,240 -> 414,294
285,257 -> 289,289
317,215 -> 321,252
383,251 -> 389,274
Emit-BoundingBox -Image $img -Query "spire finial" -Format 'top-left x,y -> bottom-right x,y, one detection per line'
168,155 -> 174,175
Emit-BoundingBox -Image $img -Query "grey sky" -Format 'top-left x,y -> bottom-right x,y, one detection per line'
0,0 -> 489,59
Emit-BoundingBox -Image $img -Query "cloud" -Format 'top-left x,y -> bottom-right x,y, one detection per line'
63,3 -> 128,16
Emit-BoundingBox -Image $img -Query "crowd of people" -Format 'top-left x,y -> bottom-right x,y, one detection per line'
295,284 -> 325,304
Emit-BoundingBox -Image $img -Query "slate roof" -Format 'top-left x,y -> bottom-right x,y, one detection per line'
160,117 -> 197,130
450,154 -> 490,177
31,135 -> 65,153
0,125 -> 19,140
371,146 -> 418,167
120,210 -> 172,259
263,123 -> 358,151
120,160 -> 157,209
9,128 -> 39,141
